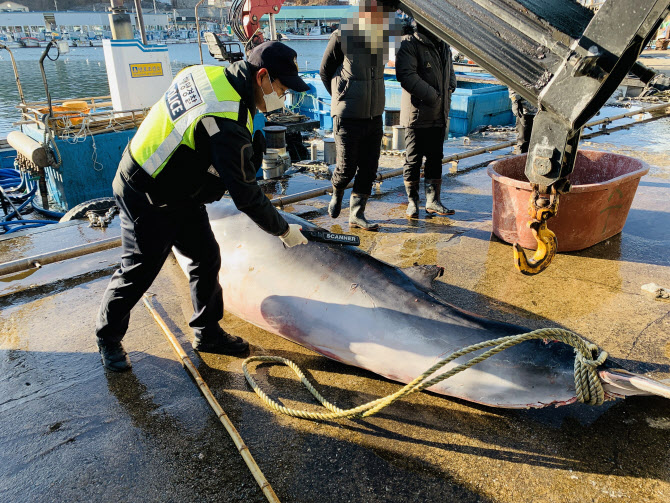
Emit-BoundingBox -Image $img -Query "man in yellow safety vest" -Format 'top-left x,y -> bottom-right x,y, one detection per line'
95,41 -> 310,372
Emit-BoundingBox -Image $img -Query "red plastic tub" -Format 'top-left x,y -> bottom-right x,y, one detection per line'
487,150 -> 649,252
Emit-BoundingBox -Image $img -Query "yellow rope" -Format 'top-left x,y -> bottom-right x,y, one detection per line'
242,328 -> 609,421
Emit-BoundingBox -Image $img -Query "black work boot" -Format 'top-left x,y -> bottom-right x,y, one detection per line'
404,181 -> 420,218
349,193 -> 379,231
425,179 -> 455,216
97,340 -> 132,372
192,326 -> 249,355
328,186 -> 345,218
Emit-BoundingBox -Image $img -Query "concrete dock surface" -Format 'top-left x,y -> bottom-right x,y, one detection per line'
1,110 -> 670,502
640,48 -> 670,77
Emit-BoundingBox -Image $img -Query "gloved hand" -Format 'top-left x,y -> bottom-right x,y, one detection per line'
280,224 -> 308,247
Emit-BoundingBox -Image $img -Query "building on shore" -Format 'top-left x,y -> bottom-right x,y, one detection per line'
0,11 -> 172,39
271,5 -> 356,32
0,6 -> 358,39
0,1 -> 29,12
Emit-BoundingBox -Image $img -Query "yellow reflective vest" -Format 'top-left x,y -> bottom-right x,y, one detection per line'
129,65 -> 254,178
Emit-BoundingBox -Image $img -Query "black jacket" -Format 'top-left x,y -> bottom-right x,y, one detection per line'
319,30 -> 386,119
395,32 -> 457,128
120,61 -> 288,236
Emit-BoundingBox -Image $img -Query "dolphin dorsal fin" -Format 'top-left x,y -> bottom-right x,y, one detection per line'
400,263 -> 444,290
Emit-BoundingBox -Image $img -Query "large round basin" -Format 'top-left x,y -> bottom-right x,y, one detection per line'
487,150 -> 649,252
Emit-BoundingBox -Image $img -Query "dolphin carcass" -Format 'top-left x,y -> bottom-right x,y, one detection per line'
175,201 -> 670,409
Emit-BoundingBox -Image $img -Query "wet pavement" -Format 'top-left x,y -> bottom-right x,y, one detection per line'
1,110 -> 670,502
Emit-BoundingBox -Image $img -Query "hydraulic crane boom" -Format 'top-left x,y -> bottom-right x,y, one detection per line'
227,0 -> 286,47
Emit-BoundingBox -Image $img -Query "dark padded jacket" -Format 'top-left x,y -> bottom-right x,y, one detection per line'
319,30 -> 386,119
118,61 -> 288,236
395,32 -> 457,128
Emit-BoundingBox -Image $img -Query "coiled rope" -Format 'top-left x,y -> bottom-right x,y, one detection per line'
242,328 -> 608,421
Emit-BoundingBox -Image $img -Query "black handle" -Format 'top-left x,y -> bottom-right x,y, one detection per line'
301,229 -> 360,246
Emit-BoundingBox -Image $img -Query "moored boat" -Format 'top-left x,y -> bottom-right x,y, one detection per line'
19,37 -> 40,48
279,26 -> 332,41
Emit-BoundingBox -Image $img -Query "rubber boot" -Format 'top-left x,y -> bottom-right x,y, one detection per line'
192,326 -> 249,355
349,193 -> 379,231
425,179 -> 455,216
328,186 -> 345,218
97,340 -> 132,372
404,181 -> 419,218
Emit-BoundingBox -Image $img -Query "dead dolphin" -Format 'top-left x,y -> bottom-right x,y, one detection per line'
174,200 -> 670,408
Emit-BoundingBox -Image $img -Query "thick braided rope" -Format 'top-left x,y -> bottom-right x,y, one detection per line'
241,328 -> 609,420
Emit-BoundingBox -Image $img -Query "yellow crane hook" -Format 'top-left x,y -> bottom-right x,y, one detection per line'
513,187 -> 559,275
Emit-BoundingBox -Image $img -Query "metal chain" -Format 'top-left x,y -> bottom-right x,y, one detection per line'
86,205 -> 118,228
619,90 -> 670,103
15,152 -> 41,174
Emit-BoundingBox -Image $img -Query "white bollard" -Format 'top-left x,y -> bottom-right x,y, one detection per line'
392,125 -> 406,150
323,138 -> 336,164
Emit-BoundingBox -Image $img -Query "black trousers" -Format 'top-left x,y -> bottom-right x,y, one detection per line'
331,115 -> 383,195
403,126 -> 446,183
96,170 -> 223,344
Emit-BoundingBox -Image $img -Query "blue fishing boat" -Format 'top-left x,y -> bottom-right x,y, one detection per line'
290,70 -> 513,135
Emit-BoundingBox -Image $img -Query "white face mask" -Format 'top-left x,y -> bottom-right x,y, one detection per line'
262,77 -> 286,112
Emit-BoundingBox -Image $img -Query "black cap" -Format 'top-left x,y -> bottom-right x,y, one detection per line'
247,41 -> 310,93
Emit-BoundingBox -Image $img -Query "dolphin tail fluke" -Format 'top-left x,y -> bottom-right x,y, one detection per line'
600,369 -> 670,399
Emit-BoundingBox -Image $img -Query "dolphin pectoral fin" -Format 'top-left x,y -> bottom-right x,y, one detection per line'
400,263 -> 445,291
600,369 -> 670,399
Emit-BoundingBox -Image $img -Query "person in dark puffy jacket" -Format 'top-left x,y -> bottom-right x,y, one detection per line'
396,22 -> 457,218
319,0 -> 396,231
